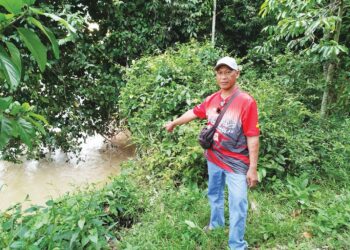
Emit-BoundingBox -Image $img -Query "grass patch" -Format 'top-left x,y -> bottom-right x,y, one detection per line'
116,179 -> 350,249
1,169 -> 349,249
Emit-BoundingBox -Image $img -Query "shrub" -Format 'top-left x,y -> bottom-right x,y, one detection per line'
119,41 -> 223,185
0,176 -> 144,249
119,41 -> 350,186
309,191 -> 350,237
241,68 -> 350,184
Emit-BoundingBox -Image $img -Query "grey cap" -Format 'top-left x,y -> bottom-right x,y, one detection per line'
214,56 -> 238,71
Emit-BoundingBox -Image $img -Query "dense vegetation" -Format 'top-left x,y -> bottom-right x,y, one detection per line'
1,0 -> 269,160
1,0 -> 350,249
117,42 -> 350,248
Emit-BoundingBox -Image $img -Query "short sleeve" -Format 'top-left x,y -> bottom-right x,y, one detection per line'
193,102 -> 207,119
242,99 -> 260,136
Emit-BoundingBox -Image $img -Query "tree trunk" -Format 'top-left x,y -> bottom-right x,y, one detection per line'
320,63 -> 335,117
211,0 -> 217,46
320,0 -> 344,118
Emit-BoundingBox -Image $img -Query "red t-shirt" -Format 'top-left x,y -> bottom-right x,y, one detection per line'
193,87 -> 260,174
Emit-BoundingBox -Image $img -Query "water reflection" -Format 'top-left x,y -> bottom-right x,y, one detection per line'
0,133 -> 134,211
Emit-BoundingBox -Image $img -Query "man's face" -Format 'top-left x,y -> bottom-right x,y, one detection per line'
215,65 -> 240,91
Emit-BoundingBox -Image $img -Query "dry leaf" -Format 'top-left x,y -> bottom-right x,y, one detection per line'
291,209 -> 301,217
302,231 -> 312,239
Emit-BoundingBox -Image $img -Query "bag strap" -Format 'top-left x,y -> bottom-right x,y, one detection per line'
212,90 -> 241,129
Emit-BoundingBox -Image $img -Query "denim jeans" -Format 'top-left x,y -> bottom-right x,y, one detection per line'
207,161 -> 248,250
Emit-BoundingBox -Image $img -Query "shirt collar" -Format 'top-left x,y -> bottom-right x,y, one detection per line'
220,86 -> 239,101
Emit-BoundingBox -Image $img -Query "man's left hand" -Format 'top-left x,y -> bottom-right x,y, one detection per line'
246,167 -> 258,188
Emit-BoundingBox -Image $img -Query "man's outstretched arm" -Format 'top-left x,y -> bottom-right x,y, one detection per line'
164,109 -> 197,132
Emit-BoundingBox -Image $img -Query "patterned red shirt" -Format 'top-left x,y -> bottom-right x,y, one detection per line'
193,86 -> 260,174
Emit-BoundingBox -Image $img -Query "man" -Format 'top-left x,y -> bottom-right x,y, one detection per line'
164,56 -> 259,250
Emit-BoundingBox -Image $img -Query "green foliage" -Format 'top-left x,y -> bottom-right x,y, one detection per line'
0,0 -> 272,157
256,0 -> 350,116
278,173 -> 319,210
215,0 -> 272,56
117,183 -> 228,250
0,96 -> 47,150
28,0 -> 213,148
119,42 -> 350,186
309,191 -> 350,237
261,53 -> 324,111
244,78 -> 315,180
239,55 -> 350,183
26,16 -> 60,59
0,0 -> 74,158
17,27 -> 47,72
258,0 -> 349,60
0,176 -> 144,249
0,0 -> 24,15
119,41 -> 222,184
2,170 -> 348,249
114,174 -> 350,249
0,0 -> 74,89
0,43 -> 21,90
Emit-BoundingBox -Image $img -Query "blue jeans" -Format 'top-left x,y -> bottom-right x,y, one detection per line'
207,161 -> 248,250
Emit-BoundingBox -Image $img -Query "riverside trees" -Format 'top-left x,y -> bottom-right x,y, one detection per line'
0,0 -> 75,159
1,1 -> 349,160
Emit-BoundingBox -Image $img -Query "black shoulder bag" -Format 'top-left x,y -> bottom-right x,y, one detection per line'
198,91 -> 240,149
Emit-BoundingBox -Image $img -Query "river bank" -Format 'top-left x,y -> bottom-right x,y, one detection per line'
1,166 -> 349,249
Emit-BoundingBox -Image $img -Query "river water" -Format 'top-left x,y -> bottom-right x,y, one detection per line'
0,133 -> 134,211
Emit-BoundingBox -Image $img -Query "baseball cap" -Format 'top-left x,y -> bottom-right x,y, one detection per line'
214,56 -> 238,71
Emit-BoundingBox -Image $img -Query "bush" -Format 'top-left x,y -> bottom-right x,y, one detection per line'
120,41 -> 350,186
241,64 -> 350,183
119,41 -> 223,185
0,176 -> 144,249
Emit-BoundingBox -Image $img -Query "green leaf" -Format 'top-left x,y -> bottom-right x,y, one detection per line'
0,45 -> 21,90
69,232 -> 79,248
45,199 -> 54,206
9,102 -> 22,116
11,119 -> 19,137
301,178 -> 309,188
0,12 -> 14,22
27,17 -> 60,59
17,27 -> 47,72
29,112 -> 48,125
82,236 -> 89,247
43,13 -> 77,34
16,117 -> 33,148
338,45 -> 349,53
184,220 -> 198,228
0,13 -> 6,22
258,168 -> 267,182
0,115 -> 12,149
0,133 -> 10,150
22,0 -> 36,5
5,41 -> 22,75
0,0 -> 24,14
26,116 -> 46,135
78,218 -> 85,230
0,116 -> 12,135
0,96 -> 13,110
29,8 -> 76,33
88,234 -> 98,244
28,246 -> 40,250
10,241 -> 25,249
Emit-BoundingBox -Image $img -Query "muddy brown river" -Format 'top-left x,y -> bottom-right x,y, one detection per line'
0,134 -> 134,211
